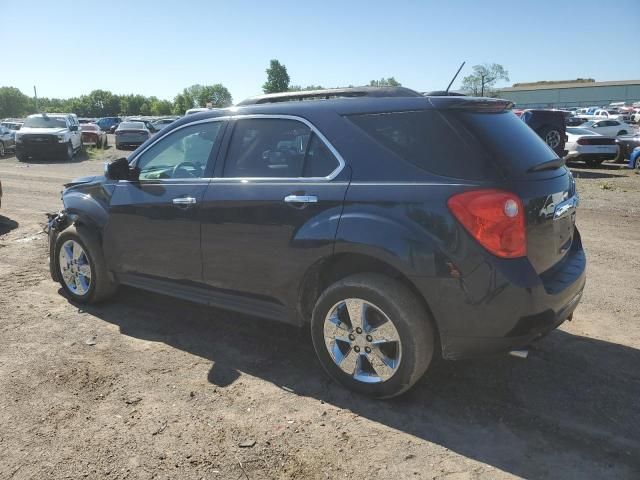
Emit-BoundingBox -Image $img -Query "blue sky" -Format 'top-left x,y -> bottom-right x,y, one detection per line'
4,0 -> 639,103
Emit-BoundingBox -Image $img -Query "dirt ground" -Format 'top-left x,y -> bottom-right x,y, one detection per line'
0,139 -> 639,479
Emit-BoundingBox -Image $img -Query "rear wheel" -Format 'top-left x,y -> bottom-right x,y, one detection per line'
634,155 -> 640,170
102,136 -> 108,148
311,273 -> 436,399
0,142 -> 5,157
54,224 -> 117,303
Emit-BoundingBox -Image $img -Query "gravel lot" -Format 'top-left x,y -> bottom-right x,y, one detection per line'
1,139 -> 639,479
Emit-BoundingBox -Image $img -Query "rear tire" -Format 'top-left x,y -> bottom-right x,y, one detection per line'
103,136 -> 108,148
54,224 -> 117,304
310,273 -> 436,399
0,141 -> 5,157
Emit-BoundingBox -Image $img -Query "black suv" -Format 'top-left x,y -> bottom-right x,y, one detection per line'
48,88 -> 586,398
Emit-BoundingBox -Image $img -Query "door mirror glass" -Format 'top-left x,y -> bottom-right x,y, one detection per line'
69,125 -> 78,132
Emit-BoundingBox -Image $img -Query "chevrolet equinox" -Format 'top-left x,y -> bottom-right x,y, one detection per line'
47,87 -> 586,398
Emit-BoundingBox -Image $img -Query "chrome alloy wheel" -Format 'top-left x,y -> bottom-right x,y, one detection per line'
545,130 -> 561,149
59,240 -> 92,296
323,298 -> 402,383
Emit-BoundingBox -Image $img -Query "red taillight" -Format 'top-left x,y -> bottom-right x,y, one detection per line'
577,138 -> 588,145
447,189 -> 526,258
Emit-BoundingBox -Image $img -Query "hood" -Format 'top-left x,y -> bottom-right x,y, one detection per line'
19,127 -> 68,135
64,175 -> 100,188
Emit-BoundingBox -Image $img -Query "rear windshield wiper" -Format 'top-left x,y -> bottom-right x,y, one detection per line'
527,158 -> 565,173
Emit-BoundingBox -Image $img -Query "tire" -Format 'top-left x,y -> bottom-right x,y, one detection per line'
0,141 -> 5,157
310,273 -> 436,399
585,158 -> 603,168
54,224 -> 118,304
538,125 -> 564,156
102,136 -> 108,149
16,153 -> 26,162
634,156 -> 640,170
96,138 -> 102,149
63,142 -> 73,161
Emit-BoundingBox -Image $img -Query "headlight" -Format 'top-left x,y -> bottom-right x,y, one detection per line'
57,135 -> 65,142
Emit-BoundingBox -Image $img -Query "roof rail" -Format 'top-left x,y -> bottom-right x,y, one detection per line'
236,86 -> 423,106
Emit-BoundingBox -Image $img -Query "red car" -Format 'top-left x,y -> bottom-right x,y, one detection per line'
80,124 -> 108,148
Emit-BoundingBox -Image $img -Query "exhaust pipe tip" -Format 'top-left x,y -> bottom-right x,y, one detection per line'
509,349 -> 529,359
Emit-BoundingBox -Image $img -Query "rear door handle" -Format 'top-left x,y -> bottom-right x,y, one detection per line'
284,195 -> 318,204
172,196 -> 197,206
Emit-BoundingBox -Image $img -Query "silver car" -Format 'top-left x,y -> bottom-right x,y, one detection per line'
115,121 -> 151,150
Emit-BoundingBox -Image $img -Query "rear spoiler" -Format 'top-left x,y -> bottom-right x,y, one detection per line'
427,96 -> 514,113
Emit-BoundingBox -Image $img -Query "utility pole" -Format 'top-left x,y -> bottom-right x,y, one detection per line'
34,85 -> 39,111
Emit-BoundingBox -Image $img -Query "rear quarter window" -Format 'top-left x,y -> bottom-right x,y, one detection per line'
349,110 -> 559,180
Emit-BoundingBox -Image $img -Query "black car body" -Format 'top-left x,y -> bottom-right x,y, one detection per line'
47,88 -> 586,398
517,109 -> 567,156
616,134 -> 640,160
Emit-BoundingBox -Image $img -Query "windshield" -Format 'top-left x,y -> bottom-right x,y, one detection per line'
81,125 -> 98,131
23,116 -> 67,129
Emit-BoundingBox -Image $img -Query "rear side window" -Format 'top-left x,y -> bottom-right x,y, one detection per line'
349,110 -> 558,180
223,118 -> 339,178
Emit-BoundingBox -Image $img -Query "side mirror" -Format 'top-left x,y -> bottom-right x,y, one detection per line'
69,125 -> 78,132
105,157 -> 139,181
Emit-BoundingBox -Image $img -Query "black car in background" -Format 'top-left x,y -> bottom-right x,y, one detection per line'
616,134 -> 640,160
516,109 -> 567,156
47,88 -> 585,398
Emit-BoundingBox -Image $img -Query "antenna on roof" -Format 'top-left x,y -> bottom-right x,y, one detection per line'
445,61 -> 466,94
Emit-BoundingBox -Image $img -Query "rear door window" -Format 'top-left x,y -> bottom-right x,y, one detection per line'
349,110 -> 558,180
223,118 -> 339,178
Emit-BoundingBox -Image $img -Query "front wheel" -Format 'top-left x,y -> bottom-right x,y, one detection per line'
54,224 -> 117,303
311,273 -> 436,399
63,142 -> 73,161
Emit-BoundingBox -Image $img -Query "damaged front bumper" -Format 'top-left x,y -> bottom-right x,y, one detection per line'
46,210 -> 68,282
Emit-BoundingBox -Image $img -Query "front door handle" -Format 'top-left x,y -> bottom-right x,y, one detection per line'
172,196 -> 197,206
284,195 -> 318,204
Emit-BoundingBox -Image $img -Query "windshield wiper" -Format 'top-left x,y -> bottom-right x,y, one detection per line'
527,158 -> 565,173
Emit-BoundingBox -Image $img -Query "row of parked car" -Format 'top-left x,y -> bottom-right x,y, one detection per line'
512,107 -> 640,170
0,114 -> 180,160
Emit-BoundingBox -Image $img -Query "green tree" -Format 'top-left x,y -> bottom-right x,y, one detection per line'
139,102 -> 151,116
150,98 -> 173,116
460,63 -> 509,97
369,77 -> 401,87
262,59 -> 290,93
120,94 -> 148,115
0,87 -> 31,117
172,93 -> 191,115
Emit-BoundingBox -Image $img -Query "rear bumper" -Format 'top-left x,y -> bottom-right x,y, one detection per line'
565,149 -> 618,161
413,230 -> 587,360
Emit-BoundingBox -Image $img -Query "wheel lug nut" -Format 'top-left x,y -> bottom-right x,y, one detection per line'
366,335 -> 373,342
348,334 -> 355,341
365,346 -> 371,353
355,327 -> 363,334
353,346 -> 360,353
